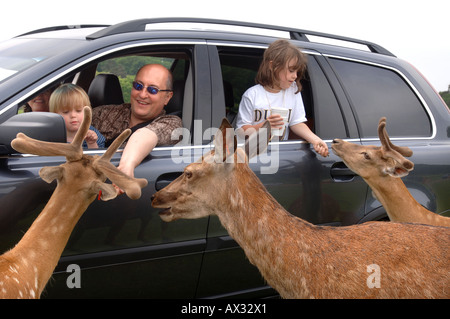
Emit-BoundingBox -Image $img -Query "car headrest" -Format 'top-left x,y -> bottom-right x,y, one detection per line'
165,80 -> 185,117
88,74 -> 124,107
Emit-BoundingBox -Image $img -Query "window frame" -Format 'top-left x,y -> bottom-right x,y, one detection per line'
213,44 -> 351,142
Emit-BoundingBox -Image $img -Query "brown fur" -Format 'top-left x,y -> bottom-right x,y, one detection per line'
0,107 -> 147,298
152,119 -> 449,299
332,117 -> 450,227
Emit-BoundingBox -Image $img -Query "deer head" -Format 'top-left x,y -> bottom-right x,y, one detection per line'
331,117 -> 414,179
11,106 -> 148,201
152,118 -> 270,221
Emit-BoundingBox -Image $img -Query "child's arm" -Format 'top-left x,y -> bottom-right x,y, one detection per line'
290,123 -> 329,157
241,114 -> 285,133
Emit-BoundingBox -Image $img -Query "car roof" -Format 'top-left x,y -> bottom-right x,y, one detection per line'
1,17 -> 401,116
17,25 -> 108,40
16,18 -> 395,57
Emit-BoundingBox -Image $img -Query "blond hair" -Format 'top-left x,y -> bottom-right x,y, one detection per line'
49,83 -> 91,113
255,39 -> 307,93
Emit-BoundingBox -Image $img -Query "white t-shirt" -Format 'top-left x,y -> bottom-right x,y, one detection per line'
236,83 -> 307,140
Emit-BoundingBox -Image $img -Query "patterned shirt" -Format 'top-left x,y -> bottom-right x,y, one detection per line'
91,103 -> 182,146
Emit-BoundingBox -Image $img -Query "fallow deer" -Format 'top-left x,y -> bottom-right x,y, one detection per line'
332,117 -> 450,227
152,119 -> 449,299
0,106 -> 148,298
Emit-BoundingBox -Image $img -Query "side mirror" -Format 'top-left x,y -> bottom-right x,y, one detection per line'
0,112 -> 66,155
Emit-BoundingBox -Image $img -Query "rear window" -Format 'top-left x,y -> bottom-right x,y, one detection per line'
329,58 -> 431,138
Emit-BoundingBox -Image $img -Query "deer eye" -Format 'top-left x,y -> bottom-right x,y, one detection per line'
184,170 -> 193,179
362,152 -> 371,160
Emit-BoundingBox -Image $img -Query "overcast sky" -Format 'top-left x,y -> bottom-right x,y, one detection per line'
2,0 -> 449,91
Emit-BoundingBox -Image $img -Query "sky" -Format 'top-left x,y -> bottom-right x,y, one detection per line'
1,0 -> 449,92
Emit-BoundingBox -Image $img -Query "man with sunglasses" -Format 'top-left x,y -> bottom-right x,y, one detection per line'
92,64 -> 182,179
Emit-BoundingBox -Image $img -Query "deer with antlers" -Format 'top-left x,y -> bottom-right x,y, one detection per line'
0,106 -> 147,299
332,117 -> 450,227
152,119 -> 449,298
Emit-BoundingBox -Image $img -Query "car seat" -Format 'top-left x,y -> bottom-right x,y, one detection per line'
88,74 -> 124,107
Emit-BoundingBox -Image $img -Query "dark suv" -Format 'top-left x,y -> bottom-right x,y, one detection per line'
0,18 -> 449,298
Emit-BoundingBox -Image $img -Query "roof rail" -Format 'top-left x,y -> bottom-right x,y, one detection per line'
17,25 -> 110,37
86,18 -> 395,56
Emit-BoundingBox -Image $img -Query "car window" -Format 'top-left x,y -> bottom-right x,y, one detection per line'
96,55 -> 177,103
217,47 -> 316,136
329,58 -> 432,138
73,47 -> 192,140
218,47 -> 261,126
217,47 -> 348,140
305,56 -> 347,140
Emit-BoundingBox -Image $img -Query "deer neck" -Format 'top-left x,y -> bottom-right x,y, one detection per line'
215,165 -> 316,297
365,174 -> 426,221
2,181 -> 94,298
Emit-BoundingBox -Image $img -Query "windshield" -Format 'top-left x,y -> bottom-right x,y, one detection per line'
0,38 -> 78,83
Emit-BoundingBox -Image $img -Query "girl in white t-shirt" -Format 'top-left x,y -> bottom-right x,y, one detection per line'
236,39 -> 328,157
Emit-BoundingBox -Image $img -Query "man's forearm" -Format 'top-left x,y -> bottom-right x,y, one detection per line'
118,128 -> 158,177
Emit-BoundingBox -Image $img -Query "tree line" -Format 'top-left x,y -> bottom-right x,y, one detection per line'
97,56 -> 173,102
439,90 -> 450,108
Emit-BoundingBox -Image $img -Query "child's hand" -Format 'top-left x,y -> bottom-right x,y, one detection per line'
313,139 -> 329,157
85,130 -> 99,149
267,114 -> 285,129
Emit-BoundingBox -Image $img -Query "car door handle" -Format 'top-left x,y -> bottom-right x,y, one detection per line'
330,162 -> 356,182
155,172 -> 183,191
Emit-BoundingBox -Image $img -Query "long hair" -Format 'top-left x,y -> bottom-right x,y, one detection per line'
255,39 -> 307,93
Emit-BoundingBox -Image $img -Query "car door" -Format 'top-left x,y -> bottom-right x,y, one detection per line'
193,44 -> 369,298
0,42 -> 213,298
326,56 -> 448,221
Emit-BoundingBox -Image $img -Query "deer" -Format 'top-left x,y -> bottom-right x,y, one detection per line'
331,117 -> 450,227
0,106 -> 148,299
152,118 -> 449,299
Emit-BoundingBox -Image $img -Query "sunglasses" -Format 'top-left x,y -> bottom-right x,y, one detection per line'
132,81 -> 173,95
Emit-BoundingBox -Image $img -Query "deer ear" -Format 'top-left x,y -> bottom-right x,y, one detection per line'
244,120 -> 271,160
39,166 -> 64,183
378,117 -> 414,177
214,118 -> 237,163
90,181 -> 117,201
383,157 -> 414,178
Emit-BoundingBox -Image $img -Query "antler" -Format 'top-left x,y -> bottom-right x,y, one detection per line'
100,128 -> 131,162
213,118 -> 237,163
93,160 -> 147,200
71,105 -> 92,151
378,117 -> 413,157
11,106 -> 93,161
212,118 -> 271,164
11,106 -> 148,200
93,128 -> 148,200
378,117 -> 414,172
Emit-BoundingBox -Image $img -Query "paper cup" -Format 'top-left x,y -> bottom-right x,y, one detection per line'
270,107 -> 289,137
